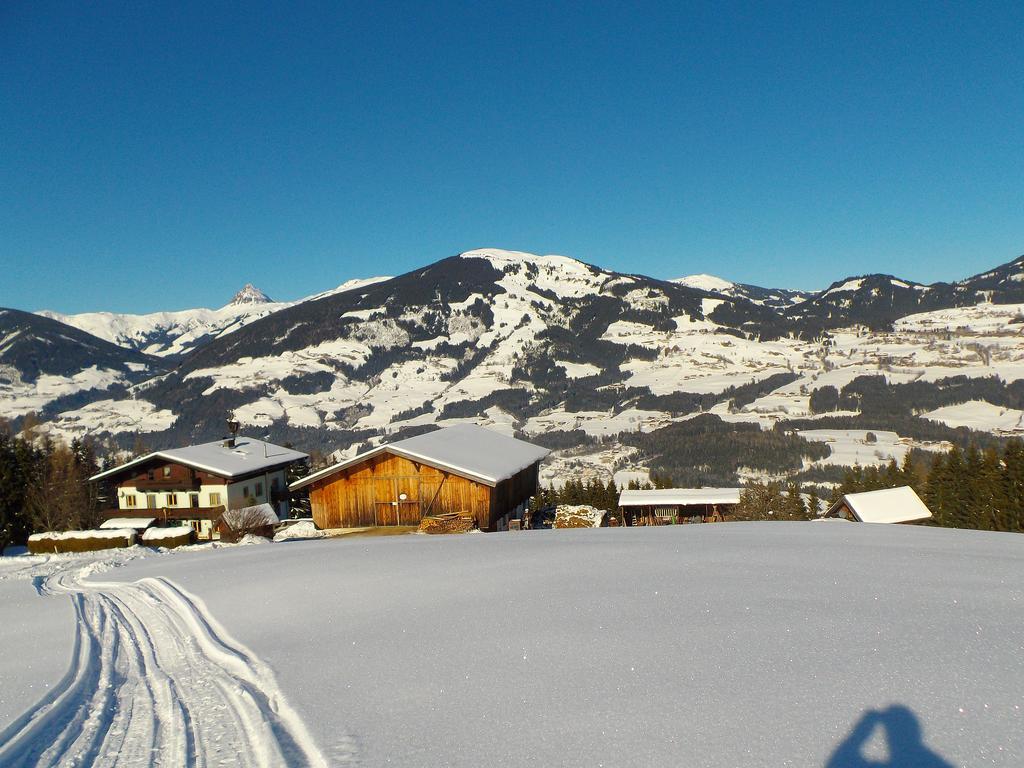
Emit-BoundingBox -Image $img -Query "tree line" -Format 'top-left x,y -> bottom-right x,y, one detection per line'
0,425 -> 105,552
739,440 -> 1024,532
531,440 -> 1024,534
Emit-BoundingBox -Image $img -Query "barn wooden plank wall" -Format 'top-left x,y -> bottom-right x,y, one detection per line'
308,452 -> 540,531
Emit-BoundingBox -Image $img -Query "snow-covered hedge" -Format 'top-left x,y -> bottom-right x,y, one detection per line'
27,529 -> 136,554
141,525 -> 195,549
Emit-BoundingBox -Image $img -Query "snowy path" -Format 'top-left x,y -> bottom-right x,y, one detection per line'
0,553 -> 328,768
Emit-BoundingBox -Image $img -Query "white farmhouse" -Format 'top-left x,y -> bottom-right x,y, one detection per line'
89,436 -> 307,539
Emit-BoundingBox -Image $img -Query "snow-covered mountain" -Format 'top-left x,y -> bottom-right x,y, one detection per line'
673,274 -> 813,310
0,308 -> 160,420
11,247 -> 1024,488
38,277 -> 389,359
229,283 -> 273,305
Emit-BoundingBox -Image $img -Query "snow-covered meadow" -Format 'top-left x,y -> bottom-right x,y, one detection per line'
3,523 -> 1022,766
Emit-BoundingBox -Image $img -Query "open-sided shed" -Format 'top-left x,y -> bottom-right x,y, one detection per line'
618,487 -> 741,525
290,425 -> 549,532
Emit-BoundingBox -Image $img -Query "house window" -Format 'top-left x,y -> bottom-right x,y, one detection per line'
209,492 -> 222,506
189,493 -> 199,509
167,493 -> 178,507
147,470 -> 155,481
124,494 -> 138,508
255,482 -> 263,498
163,466 -> 172,478
243,486 -> 249,500
271,477 -> 279,491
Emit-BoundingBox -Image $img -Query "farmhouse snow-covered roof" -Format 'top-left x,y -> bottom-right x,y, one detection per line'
89,438 -> 308,482
618,488 -> 741,507
827,486 -> 932,524
290,424 -> 550,490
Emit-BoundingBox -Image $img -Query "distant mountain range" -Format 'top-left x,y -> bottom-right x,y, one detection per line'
4,248 -> 1024,487
37,276 -> 389,359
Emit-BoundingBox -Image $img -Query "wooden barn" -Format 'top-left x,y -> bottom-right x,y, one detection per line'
290,424 -> 549,532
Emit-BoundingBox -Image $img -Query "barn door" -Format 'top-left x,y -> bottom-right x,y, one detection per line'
375,476 -> 398,526
395,476 -> 421,525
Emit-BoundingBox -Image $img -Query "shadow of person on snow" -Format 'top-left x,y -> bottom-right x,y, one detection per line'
827,705 -> 954,768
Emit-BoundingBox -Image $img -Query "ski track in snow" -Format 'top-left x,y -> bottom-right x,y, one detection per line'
0,553 -> 333,768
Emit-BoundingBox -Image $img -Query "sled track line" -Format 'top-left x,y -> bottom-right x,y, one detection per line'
0,560 -> 330,768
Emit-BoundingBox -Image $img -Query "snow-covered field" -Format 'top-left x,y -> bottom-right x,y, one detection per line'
798,429 -> 911,467
3,524 -> 1022,766
0,547 -> 327,767
924,400 -> 1024,435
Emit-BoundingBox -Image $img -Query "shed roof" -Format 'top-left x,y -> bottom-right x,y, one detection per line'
618,488 -> 741,507
826,486 -> 932,524
90,437 -> 308,482
100,517 -> 156,530
290,424 -> 549,490
220,503 -> 280,529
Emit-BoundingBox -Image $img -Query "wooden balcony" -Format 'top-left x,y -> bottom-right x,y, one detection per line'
130,478 -> 203,491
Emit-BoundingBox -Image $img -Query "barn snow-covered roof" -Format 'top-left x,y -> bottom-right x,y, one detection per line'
826,486 -> 932,524
90,438 -> 308,482
290,424 -> 550,490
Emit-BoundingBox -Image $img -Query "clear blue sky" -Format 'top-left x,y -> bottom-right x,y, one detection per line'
3,1 -> 1023,313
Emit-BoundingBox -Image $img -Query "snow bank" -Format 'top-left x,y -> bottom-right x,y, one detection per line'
273,521 -> 324,541
0,578 -> 75,736
235,533 -> 272,546
108,524 -> 1024,767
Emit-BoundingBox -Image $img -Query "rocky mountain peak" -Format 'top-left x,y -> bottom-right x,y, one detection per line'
229,284 -> 272,305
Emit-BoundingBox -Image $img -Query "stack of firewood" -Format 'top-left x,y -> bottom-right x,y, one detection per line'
417,512 -> 477,534
554,504 -> 606,528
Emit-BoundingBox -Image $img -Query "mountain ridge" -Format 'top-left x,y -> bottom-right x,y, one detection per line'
8,248 -> 1024,491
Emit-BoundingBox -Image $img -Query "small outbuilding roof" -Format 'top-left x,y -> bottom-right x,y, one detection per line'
290,424 -> 550,490
618,488 -> 742,507
220,503 -> 280,529
826,486 -> 932,524
100,517 -> 156,530
90,438 -> 308,482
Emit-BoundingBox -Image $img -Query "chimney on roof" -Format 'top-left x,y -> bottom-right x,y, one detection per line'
224,417 -> 240,448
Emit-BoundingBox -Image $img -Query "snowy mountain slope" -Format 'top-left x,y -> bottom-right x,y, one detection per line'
673,274 -> 813,310
784,255 -> 1024,334
0,308 -> 161,420
112,248 -> 790,442
38,277 -> 390,359
15,248 -> 1024,486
